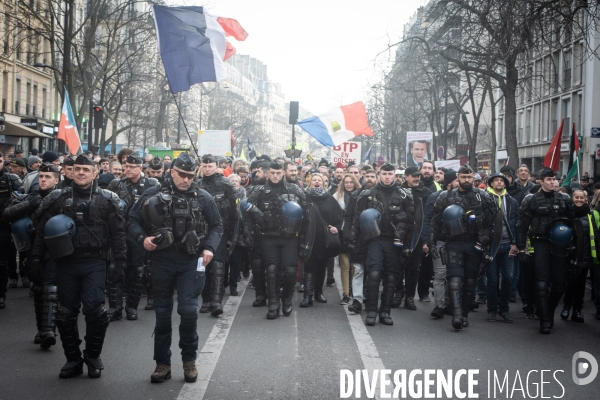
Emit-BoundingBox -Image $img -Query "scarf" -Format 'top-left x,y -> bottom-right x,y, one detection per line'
308,187 -> 327,197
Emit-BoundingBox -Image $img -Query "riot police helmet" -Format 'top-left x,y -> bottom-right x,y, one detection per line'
281,201 -> 303,234
549,221 -> 573,256
11,216 -> 34,252
442,204 -> 466,236
44,215 -> 76,259
359,208 -> 381,241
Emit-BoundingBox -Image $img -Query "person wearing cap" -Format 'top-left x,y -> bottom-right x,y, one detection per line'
3,163 -> 60,345
516,167 -> 575,334
432,164 -> 497,330
0,161 -> 23,309
419,161 -> 441,192
484,172 -> 518,323
15,149 -> 24,158
147,156 -> 164,181
42,151 -> 61,167
394,169 -> 404,185
127,153 -> 223,383
391,166 -> 432,311
57,156 -> 76,189
422,169 -> 458,319
9,158 -> 27,179
106,152 -> 159,321
28,156 -> 42,172
21,157 -> 42,194
245,160 -> 308,319
31,154 -> 127,378
197,154 -> 238,314
349,163 -> 415,326
580,175 -> 594,199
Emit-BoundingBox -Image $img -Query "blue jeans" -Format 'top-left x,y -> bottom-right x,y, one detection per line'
486,243 -> 514,313
150,252 -> 205,365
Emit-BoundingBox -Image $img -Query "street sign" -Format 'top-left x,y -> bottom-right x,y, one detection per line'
437,146 -> 444,159
0,125 -> 4,131
592,127 -> 600,138
596,149 -> 600,158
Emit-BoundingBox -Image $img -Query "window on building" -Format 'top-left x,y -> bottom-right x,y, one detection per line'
564,50 -> 572,89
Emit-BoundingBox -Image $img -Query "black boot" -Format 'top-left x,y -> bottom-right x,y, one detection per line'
536,281 -> 552,334
281,266 -> 296,316
126,275 -> 144,320
571,308 -> 585,323
560,306 -> 570,320
33,285 -> 43,344
106,281 -> 122,321
379,275 -> 396,325
391,290 -> 404,308
548,287 -> 565,329
300,272 -> 314,308
365,270 -> 381,326
448,277 -> 463,330
251,259 -> 266,307
210,261 -> 225,317
314,265 -> 327,303
56,307 -> 83,378
461,278 -> 475,328
266,265 -> 280,319
83,306 -> 109,378
41,285 -> 58,349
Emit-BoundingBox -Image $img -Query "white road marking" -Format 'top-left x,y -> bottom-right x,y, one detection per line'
177,278 -> 248,400
334,261 -> 386,400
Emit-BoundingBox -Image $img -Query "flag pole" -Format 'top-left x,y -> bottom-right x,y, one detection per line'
170,92 -> 200,159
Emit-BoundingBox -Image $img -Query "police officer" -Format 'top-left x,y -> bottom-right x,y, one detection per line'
0,161 -> 23,309
57,155 -> 76,189
31,154 -> 126,378
106,152 -> 159,320
127,153 -> 222,383
3,163 -> 60,346
432,164 -> 497,330
243,161 -> 269,307
246,161 -> 307,319
516,167 -> 574,334
198,155 -> 238,316
350,163 -> 414,326
147,156 -> 165,181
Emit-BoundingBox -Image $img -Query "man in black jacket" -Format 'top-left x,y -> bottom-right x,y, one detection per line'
343,168 -> 378,314
393,166 -> 432,310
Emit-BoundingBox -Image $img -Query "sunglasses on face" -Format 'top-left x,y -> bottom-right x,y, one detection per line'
175,170 -> 195,180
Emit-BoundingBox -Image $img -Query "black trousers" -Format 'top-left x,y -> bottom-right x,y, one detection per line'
418,251 -> 433,299
261,235 -> 298,269
56,258 -> 106,316
563,267 -> 589,310
151,252 -> 204,365
202,237 -> 228,303
532,239 -> 568,290
365,236 -> 403,278
0,228 -> 10,297
445,240 -> 481,279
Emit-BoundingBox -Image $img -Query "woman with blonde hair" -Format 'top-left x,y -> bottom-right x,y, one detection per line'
332,173 -> 361,304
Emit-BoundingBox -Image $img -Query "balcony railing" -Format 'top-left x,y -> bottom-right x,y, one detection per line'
552,73 -> 559,93
32,105 -> 36,117
14,101 -> 19,114
25,104 -> 30,116
551,119 -> 557,136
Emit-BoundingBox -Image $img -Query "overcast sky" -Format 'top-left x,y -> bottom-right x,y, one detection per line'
174,0 -> 427,114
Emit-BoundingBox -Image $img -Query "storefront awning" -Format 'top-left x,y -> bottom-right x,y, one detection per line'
2,121 -> 52,139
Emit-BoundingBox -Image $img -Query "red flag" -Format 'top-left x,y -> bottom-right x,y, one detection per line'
230,127 -> 236,150
543,118 -> 564,171
216,17 -> 249,41
224,42 -> 236,61
57,89 -> 82,155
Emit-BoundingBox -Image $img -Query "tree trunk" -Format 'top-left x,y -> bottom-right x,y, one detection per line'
502,65 -> 519,169
488,78 -> 497,171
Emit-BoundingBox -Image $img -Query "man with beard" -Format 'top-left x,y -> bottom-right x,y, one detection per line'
284,161 -> 300,186
420,161 -> 441,192
344,168 -> 378,314
393,166 -> 432,310
432,164 -> 496,330
109,161 -> 122,179
245,161 -> 307,319
198,155 -> 238,316
106,153 -> 159,321
516,167 -> 574,334
3,163 -> 60,346
350,164 -> 414,326
329,163 -> 345,193
434,168 -> 446,185
422,169 -> 458,319
244,161 -> 268,306
147,156 -> 164,181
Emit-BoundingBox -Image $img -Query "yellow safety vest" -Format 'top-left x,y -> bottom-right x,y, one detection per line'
589,211 -> 600,264
434,181 -> 442,192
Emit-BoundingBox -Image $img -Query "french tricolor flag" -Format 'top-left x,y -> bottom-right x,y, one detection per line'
153,6 -> 248,94
297,102 -> 374,147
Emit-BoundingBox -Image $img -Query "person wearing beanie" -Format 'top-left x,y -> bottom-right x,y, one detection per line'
42,151 -> 60,166
31,148 -> 39,156
28,156 -> 42,172
421,169 -> 457,319
432,164 -> 497,330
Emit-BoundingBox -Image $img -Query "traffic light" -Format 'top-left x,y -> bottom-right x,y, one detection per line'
93,106 -> 103,129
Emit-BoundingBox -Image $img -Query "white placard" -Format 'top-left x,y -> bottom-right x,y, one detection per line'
435,159 -> 461,171
197,257 -> 205,272
197,130 -> 232,157
406,131 -> 433,168
329,141 -> 362,165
